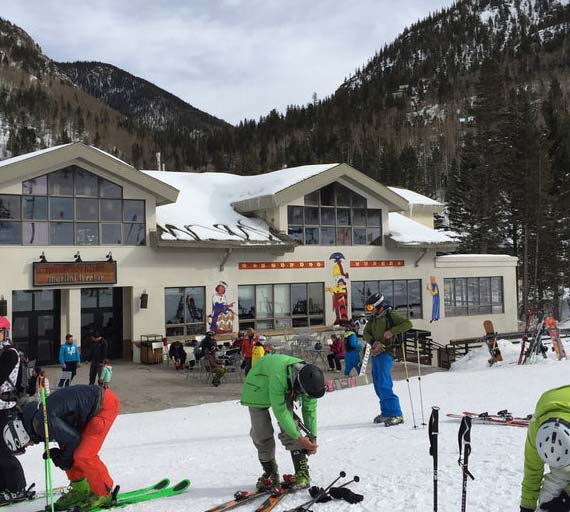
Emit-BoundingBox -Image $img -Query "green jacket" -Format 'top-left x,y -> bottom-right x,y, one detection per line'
521,386 -> 570,509
241,354 -> 317,440
362,309 -> 412,356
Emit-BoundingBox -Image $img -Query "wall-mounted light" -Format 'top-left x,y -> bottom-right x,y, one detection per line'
106,251 -> 114,262
140,291 -> 148,309
74,251 -> 82,262
39,252 -> 47,263
0,295 -> 6,317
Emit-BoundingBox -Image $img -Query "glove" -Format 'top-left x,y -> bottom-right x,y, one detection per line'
541,492 -> 570,511
43,448 -> 72,470
308,486 -> 332,503
521,508 -> 534,512
371,342 -> 385,356
329,487 -> 364,504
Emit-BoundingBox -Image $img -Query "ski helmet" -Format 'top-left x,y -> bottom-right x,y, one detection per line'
2,416 -> 30,455
365,293 -> 385,312
536,418 -> 570,468
294,364 -> 326,399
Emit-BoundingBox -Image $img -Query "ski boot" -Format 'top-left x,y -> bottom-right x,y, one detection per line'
54,478 -> 91,511
0,486 -> 35,507
256,459 -> 280,490
373,414 -> 388,424
78,491 -> 114,511
291,450 -> 310,489
384,416 -> 404,427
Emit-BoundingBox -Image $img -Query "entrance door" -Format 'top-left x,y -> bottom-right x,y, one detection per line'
12,290 -> 61,364
81,288 -> 123,359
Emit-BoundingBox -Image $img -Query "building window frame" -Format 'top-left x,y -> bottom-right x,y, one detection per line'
351,279 -> 422,319
164,286 -> 206,337
444,276 -> 504,317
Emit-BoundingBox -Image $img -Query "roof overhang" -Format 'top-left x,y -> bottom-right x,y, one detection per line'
0,143 -> 179,206
231,163 -> 409,213
386,237 -> 459,251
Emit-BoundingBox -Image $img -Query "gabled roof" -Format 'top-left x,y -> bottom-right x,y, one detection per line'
388,186 -> 444,213
0,143 -> 179,206
231,163 -> 409,213
387,213 -> 458,249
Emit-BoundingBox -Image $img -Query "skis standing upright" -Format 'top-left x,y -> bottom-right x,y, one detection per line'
428,407 -> 439,512
518,307 -> 534,365
457,416 -> 475,512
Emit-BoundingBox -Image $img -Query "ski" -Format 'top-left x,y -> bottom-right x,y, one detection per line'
447,411 -> 531,427
518,307 -> 534,365
254,475 -> 297,512
205,490 -> 270,512
359,343 -> 371,376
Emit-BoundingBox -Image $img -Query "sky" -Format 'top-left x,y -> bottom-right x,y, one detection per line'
2,0 -> 451,125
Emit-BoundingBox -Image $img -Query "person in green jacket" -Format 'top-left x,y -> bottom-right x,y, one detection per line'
520,386 -> 570,511
363,293 -> 412,427
241,354 -> 326,490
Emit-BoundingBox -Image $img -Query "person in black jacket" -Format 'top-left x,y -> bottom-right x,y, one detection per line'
87,333 -> 108,386
0,317 -> 29,504
16,385 -> 120,511
168,341 -> 187,370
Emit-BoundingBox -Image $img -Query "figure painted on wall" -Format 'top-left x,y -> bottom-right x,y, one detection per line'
326,252 -> 349,324
209,281 -> 235,334
426,275 -> 440,323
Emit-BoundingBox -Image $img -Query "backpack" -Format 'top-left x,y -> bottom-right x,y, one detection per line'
0,346 -> 29,400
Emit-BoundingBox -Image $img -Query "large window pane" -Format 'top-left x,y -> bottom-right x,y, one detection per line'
48,168 -> 74,196
76,223 -> 99,245
288,206 -> 304,225
76,198 -> 99,221
256,285 -> 273,319
124,223 -> 145,245
336,227 -> 352,245
320,184 -> 335,206
75,170 -> 98,197
491,277 -> 504,313
320,227 -> 335,245
366,227 -> 381,245
101,224 -> 122,245
165,288 -> 185,325
50,197 -> 74,221
185,287 -> 205,323
367,209 -> 381,227
23,222 -> 48,245
0,195 -> 20,219
308,283 -> 324,315
394,280 -> 407,312
337,208 -> 351,225
353,227 -> 367,245
100,199 -> 122,221
351,191 -> 366,208
304,227 -> 319,245
123,200 -> 145,223
291,284 -> 307,315
320,207 -> 335,225
23,196 -> 47,220
288,226 -> 303,243
353,209 -> 367,226
0,222 -> 21,244
336,184 -> 352,206
238,286 -> 255,319
351,281 -> 366,314
377,281 -> 391,305
304,191 -> 320,206
408,280 -> 422,319
50,223 -> 73,245
23,176 -> 47,195
12,291 -> 33,312
444,279 -> 455,308
274,285 -> 290,317
304,207 -> 319,225
99,178 -> 122,198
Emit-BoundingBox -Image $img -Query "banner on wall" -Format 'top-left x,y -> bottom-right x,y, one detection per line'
239,261 -> 325,270
349,260 -> 405,268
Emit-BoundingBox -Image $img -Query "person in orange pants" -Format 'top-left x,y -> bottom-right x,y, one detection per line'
18,384 -> 120,511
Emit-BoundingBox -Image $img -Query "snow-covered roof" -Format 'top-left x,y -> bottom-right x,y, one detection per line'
0,144 -> 72,168
388,212 -> 457,247
388,186 -> 443,207
143,170 -> 289,245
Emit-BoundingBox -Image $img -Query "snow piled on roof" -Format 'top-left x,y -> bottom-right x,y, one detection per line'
388,212 -> 456,245
0,144 -> 72,168
143,171 -> 285,243
388,186 -> 442,206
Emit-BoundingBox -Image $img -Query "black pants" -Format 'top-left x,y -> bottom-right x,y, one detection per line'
327,353 -> 343,370
0,408 -> 26,492
243,357 -> 252,376
89,363 -> 102,385
60,361 -> 78,387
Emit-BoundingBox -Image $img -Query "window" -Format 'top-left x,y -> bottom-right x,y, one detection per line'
351,279 -> 422,319
0,166 -> 146,246
165,287 -> 206,336
444,277 -> 504,316
238,283 -> 324,330
288,183 -> 382,246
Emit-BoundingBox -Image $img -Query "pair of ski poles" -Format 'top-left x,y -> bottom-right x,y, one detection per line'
400,333 -> 426,429
428,407 -> 474,512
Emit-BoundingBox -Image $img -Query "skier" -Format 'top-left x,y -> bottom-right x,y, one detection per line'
241,354 -> 325,490
520,385 -> 570,511
363,293 -> 412,427
0,316 -> 29,505
343,323 -> 362,376
87,333 -> 108,386
4,384 -> 120,511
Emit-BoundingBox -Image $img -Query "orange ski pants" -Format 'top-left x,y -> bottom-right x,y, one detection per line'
66,389 -> 120,496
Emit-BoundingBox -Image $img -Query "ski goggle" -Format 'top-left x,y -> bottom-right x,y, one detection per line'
366,304 -> 375,312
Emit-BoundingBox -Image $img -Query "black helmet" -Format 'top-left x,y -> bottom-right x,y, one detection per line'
294,364 -> 326,399
366,293 -> 385,312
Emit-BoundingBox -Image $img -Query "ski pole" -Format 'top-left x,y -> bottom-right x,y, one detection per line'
415,334 -> 426,426
337,475 -> 360,488
39,376 -> 55,512
429,407 -> 439,512
400,336 -> 417,429
458,416 -> 475,512
286,471 -> 346,512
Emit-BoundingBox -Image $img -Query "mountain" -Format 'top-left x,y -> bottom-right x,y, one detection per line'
56,61 -> 228,132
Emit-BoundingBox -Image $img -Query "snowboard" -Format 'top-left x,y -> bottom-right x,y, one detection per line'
545,316 -> 567,360
483,320 -> 503,365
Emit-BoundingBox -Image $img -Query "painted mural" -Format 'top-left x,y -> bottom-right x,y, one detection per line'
426,275 -> 440,322
209,281 -> 235,334
326,252 -> 350,325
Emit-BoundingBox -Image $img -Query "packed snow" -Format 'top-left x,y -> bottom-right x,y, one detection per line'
388,212 -> 456,246
10,343 -> 570,512
388,187 -> 443,207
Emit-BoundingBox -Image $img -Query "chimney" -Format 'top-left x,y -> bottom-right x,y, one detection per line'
156,152 -> 161,171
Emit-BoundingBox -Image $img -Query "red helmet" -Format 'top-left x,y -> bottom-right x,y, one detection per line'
0,317 -> 10,329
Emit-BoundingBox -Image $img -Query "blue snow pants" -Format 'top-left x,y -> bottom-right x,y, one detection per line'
371,352 -> 402,417
344,350 -> 360,376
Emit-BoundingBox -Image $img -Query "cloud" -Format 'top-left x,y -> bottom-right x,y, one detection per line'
2,0 -> 451,124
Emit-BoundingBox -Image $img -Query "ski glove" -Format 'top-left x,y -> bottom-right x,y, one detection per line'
329,487 -> 364,504
43,448 -> 72,470
520,508 -> 534,512
308,486 -> 332,503
540,491 -> 570,512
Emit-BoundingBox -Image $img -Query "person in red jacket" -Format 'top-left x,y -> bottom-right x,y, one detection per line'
240,328 -> 258,376
327,334 -> 345,372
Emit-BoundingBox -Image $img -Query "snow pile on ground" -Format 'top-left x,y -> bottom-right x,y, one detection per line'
13,358 -> 570,512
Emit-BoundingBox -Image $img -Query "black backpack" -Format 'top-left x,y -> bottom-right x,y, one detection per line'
0,347 -> 29,398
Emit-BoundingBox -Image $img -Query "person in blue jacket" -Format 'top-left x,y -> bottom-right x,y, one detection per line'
343,322 -> 362,376
59,334 -> 81,386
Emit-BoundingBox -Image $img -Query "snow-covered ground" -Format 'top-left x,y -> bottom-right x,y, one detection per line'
12,343 -> 570,512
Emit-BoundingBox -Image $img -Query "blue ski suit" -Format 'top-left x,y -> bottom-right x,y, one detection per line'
344,330 -> 362,376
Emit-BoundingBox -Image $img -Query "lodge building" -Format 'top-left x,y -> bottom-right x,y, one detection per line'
0,143 -> 518,364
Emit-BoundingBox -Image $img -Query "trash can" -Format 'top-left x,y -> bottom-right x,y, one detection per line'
140,335 -> 164,364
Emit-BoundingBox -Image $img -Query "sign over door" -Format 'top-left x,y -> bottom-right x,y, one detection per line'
33,261 -> 117,287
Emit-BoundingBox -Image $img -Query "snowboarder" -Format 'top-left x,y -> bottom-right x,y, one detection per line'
363,293 -> 412,427
4,384 -> 121,511
520,385 -> 570,511
343,323 -> 362,376
0,316 -> 29,505
241,354 -> 325,490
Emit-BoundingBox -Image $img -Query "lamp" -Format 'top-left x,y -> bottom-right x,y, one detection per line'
106,251 -> 114,262
140,291 -> 148,309
74,251 -> 82,262
39,252 -> 47,263
0,296 -> 6,317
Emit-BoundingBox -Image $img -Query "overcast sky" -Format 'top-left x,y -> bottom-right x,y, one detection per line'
2,0 -> 451,125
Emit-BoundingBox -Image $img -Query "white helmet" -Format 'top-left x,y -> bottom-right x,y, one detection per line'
536,418 -> 570,468
3,417 -> 31,455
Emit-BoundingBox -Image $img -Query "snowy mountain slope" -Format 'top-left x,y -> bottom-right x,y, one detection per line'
11,345 -> 570,512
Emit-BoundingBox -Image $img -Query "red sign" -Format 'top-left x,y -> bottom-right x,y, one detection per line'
350,260 -> 405,268
239,261 -> 325,270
